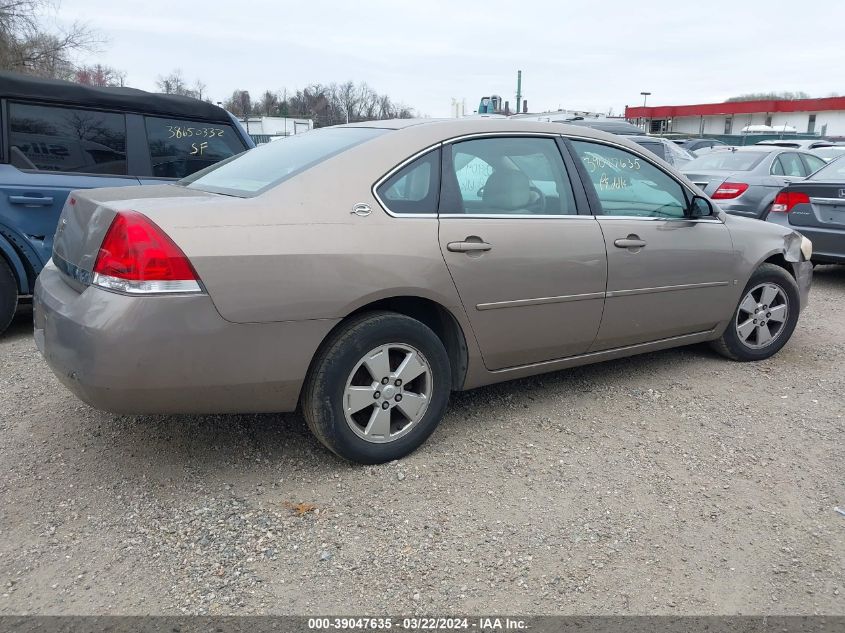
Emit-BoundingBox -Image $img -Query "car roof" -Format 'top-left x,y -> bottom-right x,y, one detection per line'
627,135 -> 667,143
342,117 -> 635,144
0,70 -> 232,122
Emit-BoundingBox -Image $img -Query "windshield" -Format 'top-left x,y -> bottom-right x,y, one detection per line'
809,155 -> 845,180
684,151 -> 767,172
182,127 -> 389,196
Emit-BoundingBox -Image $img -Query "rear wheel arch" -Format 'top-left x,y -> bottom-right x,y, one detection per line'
304,296 -> 469,396
346,296 -> 469,392
0,228 -> 39,294
0,248 -> 23,294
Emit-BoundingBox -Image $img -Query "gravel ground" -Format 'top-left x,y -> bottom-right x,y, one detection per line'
0,266 -> 843,616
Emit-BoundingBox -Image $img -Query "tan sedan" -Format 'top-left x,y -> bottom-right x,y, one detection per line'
34,119 -> 813,463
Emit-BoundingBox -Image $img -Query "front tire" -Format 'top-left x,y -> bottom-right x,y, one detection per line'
302,311 -> 451,464
0,257 -> 18,336
711,263 -> 800,361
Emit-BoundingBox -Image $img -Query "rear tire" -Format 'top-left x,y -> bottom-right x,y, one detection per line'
302,311 -> 451,464
0,257 -> 18,336
710,263 -> 800,361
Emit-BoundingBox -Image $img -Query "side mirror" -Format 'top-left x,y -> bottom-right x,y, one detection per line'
690,195 -> 714,218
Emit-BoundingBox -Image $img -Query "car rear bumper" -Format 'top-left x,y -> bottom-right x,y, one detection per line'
33,260 -> 338,415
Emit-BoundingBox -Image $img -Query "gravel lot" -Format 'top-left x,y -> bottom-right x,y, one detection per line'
1,266 -> 843,616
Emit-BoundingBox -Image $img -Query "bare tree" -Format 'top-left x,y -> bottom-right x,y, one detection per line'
156,69 -> 188,95
223,90 -> 252,118
336,81 -> 358,124
727,91 -> 811,102
282,80 -> 413,126
192,79 -> 207,101
1,0 -> 100,79
74,63 -> 125,87
259,90 -> 278,116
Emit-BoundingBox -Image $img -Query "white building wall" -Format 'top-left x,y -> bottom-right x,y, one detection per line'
239,116 -> 313,136
665,110 -> 845,136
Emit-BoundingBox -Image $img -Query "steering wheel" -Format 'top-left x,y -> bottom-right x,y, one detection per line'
527,185 -> 546,212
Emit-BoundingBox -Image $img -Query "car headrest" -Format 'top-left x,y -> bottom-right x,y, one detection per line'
481,169 -> 531,211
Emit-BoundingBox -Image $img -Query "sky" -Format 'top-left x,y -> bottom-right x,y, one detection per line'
52,0 -> 845,118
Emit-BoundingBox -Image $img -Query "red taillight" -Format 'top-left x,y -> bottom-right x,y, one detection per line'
771,191 -> 811,213
712,182 -> 749,199
92,210 -> 201,294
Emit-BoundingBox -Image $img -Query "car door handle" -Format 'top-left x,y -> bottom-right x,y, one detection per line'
614,236 -> 647,249
447,240 -> 492,253
9,195 -> 54,206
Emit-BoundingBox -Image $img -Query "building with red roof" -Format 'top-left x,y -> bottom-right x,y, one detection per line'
625,97 -> 845,137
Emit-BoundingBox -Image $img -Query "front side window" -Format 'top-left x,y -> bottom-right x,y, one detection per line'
570,140 -> 688,218
376,149 -> 440,214
145,117 -> 246,179
8,102 -> 127,174
184,126 -> 387,196
441,137 -> 576,215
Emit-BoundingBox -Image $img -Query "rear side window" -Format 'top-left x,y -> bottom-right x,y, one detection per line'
184,127 -> 388,196
772,153 -> 806,177
441,137 -> 577,215
8,102 -> 127,174
376,149 -> 440,214
145,117 -> 246,178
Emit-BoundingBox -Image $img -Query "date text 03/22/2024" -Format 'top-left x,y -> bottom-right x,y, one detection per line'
307,617 -> 527,630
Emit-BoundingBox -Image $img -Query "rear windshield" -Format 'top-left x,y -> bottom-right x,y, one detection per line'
636,141 -> 666,160
684,151 -> 767,172
182,127 -> 388,196
809,155 -> 845,180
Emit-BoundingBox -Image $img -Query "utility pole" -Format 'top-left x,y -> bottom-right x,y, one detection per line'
640,91 -> 651,131
515,70 -> 522,115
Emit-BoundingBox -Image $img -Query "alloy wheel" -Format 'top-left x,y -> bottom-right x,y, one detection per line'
342,343 -> 433,443
735,282 -> 789,349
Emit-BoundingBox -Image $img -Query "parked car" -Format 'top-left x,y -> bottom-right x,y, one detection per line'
554,118 -> 644,135
34,119 -> 813,463
755,139 -> 835,150
767,155 -> 845,264
674,138 -> 727,154
683,147 -> 827,219
628,135 -> 695,168
810,145 -> 845,162
0,71 -> 254,334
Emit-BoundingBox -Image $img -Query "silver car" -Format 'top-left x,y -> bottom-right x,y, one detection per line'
683,147 -> 828,219
628,136 -> 696,168
34,119 -> 813,463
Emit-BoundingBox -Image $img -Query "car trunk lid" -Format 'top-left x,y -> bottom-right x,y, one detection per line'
681,169 -> 736,195
52,184 -> 219,291
782,181 -> 845,230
